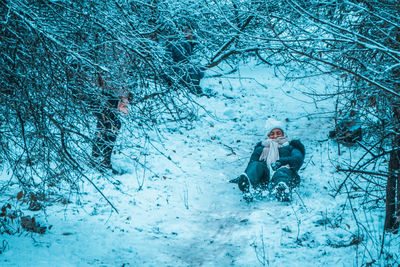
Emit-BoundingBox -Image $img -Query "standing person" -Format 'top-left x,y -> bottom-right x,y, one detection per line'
89,38 -> 134,174
92,91 -> 121,172
67,41 -> 132,174
231,118 -> 305,201
92,73 -> 131,174
165,26 -> 204,95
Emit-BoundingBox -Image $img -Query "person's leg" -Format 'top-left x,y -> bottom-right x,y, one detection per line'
102,113 -> 121,169
92,135 -> 104,160
270,168 -> 298,188
189,67 -> 204,95
102,136 -> 113,168
237,146 -> 269,192
238,160 -> 270,192
245,161 -> 270,188
92,113 -> 106,162
270,167 -> 299,201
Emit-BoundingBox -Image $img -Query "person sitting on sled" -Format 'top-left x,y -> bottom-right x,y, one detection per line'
231,118 -> 305,201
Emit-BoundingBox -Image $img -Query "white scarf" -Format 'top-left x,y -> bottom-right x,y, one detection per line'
259,136 -> 290,166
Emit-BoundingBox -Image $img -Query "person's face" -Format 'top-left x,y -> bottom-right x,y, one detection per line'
268,128 -> 284,139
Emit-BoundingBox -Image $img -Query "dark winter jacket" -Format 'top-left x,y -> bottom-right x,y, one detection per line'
164,40 -> 205,94
166,41 -> 194,63
254,139 -> 305,172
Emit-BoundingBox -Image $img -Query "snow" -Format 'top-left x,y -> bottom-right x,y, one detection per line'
1,61 -> 399,266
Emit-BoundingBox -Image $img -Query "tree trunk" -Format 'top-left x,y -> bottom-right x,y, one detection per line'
385,154 -> 397,232
385,108 -> 400,233
395,174 -> 400,232
386,5 -> 400,232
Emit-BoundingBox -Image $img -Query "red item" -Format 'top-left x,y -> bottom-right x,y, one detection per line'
118,97 -> 130,115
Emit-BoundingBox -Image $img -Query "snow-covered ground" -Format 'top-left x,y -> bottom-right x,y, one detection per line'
1,61 -> 398,266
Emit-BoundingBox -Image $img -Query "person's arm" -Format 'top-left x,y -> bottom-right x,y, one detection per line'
254,141 -> 263,149
277,148 -> 304,171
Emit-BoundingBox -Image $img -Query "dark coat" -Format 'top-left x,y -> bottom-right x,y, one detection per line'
276,140 -> 305,172
166,41 -> 194,63
92,90 -> 122,168
165,40 -> 204,94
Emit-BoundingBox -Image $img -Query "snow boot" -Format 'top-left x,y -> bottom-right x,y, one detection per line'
271,182 -> 291,202
238,173 -> 251,193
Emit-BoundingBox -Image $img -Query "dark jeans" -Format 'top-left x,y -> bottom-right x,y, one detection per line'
92,109 -> 121,167
183,66 -> 204,95
166,65 -> 204,95
245,146 -> 269,189
245,146 -> 300,190
269,167 -> 300,189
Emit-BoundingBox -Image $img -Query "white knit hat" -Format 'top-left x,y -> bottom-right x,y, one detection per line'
265,118 -> 286,136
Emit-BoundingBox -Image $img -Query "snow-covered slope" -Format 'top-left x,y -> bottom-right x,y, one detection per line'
1,62 -> 397,266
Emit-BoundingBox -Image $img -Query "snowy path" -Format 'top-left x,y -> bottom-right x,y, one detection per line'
1,63 -> 371,266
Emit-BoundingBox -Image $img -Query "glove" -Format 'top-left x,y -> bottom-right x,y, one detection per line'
271,161 -> 282,171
